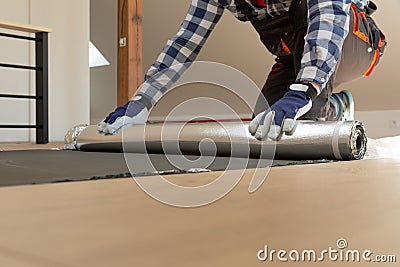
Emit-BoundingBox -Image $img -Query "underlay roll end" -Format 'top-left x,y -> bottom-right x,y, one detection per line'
346,121 -> 367,161
64,124 -> 89,150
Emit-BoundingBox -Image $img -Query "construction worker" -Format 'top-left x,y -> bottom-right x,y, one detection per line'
98,0 -> 386,141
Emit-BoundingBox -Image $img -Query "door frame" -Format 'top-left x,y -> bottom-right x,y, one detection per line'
117,0 -> 142,105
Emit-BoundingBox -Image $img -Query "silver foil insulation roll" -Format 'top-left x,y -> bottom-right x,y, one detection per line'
66,120 -> 367,161
275,120 -> 367,160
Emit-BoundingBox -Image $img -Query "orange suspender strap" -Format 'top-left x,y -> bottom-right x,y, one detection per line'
280,38 -> 291,55
359,11 -> 367,20
378,33 -> 386,49
350,3 -> 381,77
363,49 -> 380,77
350,4 -> 369,44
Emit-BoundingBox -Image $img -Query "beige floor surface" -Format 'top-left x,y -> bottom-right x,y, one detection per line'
0,157 -> 399,266
0,142 -> 64,151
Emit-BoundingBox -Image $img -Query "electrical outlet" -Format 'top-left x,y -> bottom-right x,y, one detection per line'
389,119 -> 400,128
119,37 -> 127,47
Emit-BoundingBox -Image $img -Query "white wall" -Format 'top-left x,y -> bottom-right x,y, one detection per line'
90,0 -> 117,124
0,0 -> 90,142
356,110 -> 400,139
0,0 -> 31,142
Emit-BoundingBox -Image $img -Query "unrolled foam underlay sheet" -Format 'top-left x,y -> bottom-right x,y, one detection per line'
0,150 -> 329,187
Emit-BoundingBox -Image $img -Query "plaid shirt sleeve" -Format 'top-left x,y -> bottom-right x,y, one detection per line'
137,0 -> 224,104
296,0 -> 352,90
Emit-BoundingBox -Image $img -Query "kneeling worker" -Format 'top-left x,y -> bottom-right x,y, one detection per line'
98,0 -> 386,141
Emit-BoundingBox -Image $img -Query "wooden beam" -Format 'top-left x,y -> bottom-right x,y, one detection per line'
118,0 -> 143,105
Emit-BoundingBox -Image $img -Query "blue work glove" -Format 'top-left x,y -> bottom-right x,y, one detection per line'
249,83 -> 317,141
97,95 -> 151,135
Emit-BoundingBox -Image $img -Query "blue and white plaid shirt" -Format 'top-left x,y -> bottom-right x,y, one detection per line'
138,0 -> 369,104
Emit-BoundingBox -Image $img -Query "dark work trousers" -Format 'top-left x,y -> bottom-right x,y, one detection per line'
251,2 -> 385,119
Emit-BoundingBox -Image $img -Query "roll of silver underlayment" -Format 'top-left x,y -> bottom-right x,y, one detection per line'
65,120 -> 367,160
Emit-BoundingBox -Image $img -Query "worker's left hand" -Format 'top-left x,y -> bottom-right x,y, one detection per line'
249,83 -> 316,141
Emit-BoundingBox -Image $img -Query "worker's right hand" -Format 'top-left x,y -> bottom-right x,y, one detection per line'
249,83 -> 316,141
97,95 -> 150,135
